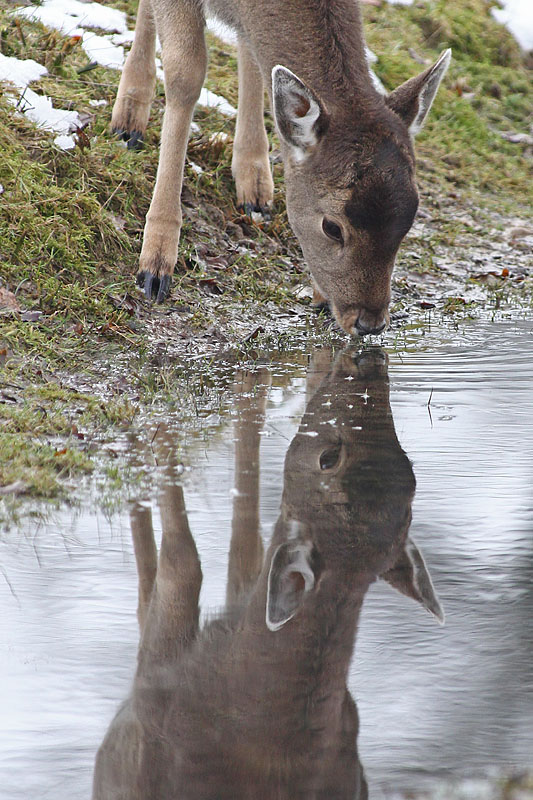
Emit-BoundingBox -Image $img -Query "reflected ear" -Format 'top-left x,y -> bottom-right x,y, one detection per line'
272,65 -> 329,161
386,49 -> 451,135
266,542 -> 316,631
381,536 -> 444,624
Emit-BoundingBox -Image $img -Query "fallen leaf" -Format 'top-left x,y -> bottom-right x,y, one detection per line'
199,278 -> 223,295
205,255 -> 228,269
54,448 -> 68,457
408,47 -> 430,65
70,424 -> 84,440
244,326 -> 265,342
74,126 -> 91,151
0,287 -> 20,312
0,481 -> 28,496
510,227 -> 533,241
499,131 -> 533,145
20,310 -> 43,322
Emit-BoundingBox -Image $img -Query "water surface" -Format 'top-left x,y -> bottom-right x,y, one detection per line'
1,319 -> 532,798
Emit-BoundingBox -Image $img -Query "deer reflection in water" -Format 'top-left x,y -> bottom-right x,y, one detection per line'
93,348 -> 444,800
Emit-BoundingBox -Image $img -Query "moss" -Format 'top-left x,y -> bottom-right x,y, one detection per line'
363,0 -> 532,201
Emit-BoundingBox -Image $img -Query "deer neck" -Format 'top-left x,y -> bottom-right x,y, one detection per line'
232,570 -> 371,728
240,0 -> 379,109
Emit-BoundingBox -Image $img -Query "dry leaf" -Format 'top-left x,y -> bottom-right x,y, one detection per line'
0,287 -> 20,313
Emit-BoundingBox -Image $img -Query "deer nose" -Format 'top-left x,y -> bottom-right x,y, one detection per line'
354,314 -> 387,337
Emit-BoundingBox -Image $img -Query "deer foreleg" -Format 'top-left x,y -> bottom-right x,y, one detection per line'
226,369 -> 271,610
136,482 -> 202,681
130,501 -> 158,635
111,0 -> 157,149
137,1 -> 207,301
232,39 -> 274,217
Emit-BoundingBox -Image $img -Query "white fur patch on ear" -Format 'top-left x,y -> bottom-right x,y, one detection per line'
410,48 -> 451,135
271,65 -> 326,161
381,535 -> 444,625
405,538 -> 445,624
266,542 -> 315,631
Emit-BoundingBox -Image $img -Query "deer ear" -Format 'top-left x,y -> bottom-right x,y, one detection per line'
266,542 -> 316,631
386,49 -> 451,136
272,65 -> 329,161
381,536 -> 444,624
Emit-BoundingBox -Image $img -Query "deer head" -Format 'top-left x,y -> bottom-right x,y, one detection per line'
266,347 -> 444,630
272,50 -> 451,335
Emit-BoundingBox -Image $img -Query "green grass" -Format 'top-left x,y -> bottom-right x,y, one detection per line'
363,0 -> 533,199
0,0 -> 532,500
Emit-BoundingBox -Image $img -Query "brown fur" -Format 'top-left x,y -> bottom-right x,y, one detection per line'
93,351 -> 443,798
113,0 -> 450,327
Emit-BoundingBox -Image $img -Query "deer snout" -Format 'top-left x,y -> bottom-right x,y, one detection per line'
355,309 -> 387,337
333,304 -> 389,337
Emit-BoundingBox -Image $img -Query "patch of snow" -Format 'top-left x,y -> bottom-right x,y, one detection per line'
189,162 -> 204,175
206,18 -> 238,46
16,86 -> 80,134
492,0 -> 533,50
17,0 -> 128,36
8,0 -> 237,146
0,53 -> 81,143
110,30 -> 136,47
198,87 -> 237,116
54,133 -> 76,150
365,46 -> 378,65
0,53 -> 47,89
81,31 -> 124,69
89,99 -> 108,108
369,68 -> 387,95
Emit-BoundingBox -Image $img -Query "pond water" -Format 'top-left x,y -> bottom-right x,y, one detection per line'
1,319 -> 533,799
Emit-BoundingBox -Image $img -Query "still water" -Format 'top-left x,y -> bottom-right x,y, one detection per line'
1,319 -> 532,798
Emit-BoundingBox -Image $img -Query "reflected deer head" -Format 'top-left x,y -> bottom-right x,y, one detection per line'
266,347 -> 443,631
93,350 -> 442,800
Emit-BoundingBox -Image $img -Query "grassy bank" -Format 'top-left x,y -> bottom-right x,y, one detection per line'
0,0 -> 532,500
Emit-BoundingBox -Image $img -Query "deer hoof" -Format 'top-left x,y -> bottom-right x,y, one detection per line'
113,127 -> 144,150
313,300 -> 331,315
241,202 -> 271,222
137,271 -> 172,303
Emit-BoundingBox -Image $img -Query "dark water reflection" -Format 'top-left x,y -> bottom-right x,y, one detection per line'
93,347 -> 443,799
1,321 -> 533,798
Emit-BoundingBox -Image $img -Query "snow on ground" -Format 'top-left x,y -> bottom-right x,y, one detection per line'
4,0 -> 531,149
492,0 -> 533,51
0,52 -> 47,89
17,0 -> 128,38
383,0 -> 533,50
198,87 -> 236,117
1,0 -> 238,147
80,31 -> 125,70
206,18 -> 238,47
0,52 -> 80,149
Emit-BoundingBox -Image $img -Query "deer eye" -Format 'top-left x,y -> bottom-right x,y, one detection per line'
322,218 -> 344,245
319,443 -> 342,471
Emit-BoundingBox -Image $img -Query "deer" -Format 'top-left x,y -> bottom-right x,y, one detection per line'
112,0 -> 451,336
92,348 -> 444,799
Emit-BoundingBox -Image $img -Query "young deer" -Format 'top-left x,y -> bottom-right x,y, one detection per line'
93,350 -> 443,798
112,0 -> 450,336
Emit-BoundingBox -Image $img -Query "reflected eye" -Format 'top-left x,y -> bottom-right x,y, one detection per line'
322,218 -> 344,245
319,444 -> 342,471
